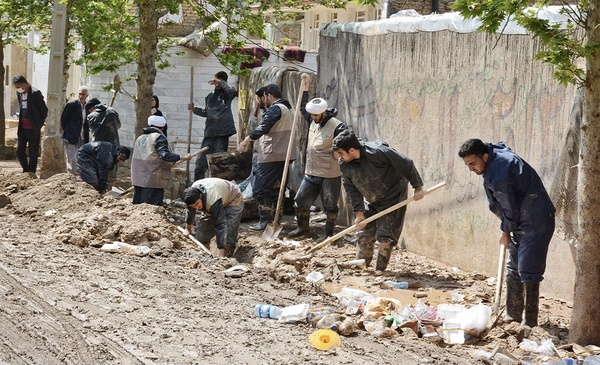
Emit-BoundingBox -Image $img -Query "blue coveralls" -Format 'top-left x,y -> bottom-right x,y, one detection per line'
483,142 -> 556,284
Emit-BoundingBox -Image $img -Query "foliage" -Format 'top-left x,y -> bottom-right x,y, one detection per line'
451,0 -> 594,86
0,0 -> 52,45
188,0 -> 379,77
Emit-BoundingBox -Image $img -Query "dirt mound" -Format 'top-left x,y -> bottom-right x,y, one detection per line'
2,172 -> 189,248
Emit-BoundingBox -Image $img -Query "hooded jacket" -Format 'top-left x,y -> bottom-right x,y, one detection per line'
76,141 -> 118,191
88,104 -> 121,145
192,80 -> 237,138
483,142 -> 555,233
340,141 -> 424,211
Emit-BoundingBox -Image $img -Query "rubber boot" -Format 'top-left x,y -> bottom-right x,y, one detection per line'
355,239 -> 375,267
503,280 -> 524,323
289,210 -> 310,237
249,198 -> 273,231
524,283 -> 540,327
375,240 -> 394,271
325,212 -> 338,237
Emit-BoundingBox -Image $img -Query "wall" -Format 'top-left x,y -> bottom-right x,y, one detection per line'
86,46 -> 318,175
318,20 -> 577,302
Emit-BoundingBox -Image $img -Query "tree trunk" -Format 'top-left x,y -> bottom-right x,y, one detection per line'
135,2 -> 159,139
570,3 -> 600,346
0,41 -> 5,159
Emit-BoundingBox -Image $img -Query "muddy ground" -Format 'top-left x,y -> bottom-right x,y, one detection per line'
0,166 -> 577,365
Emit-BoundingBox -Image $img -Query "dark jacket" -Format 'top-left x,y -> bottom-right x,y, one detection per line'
16,86 -> 48,136
340,141 -> 424,211
88,104 -> 121,145
61,99 -> 90,145
192,80 -> 237,138
483,142 -> 556,233
77,142 -> 118,192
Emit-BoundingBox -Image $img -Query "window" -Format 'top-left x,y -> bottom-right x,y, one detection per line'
313,14 -> 320,29
330,13 -> 338,23
355,11 -> 366,22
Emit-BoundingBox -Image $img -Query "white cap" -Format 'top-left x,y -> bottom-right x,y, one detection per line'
148,115 -> 167,127
306,98 -> 327,114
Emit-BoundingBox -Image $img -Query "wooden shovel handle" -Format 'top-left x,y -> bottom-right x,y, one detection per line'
307,181 -> 446,254
172,146 -> 210,168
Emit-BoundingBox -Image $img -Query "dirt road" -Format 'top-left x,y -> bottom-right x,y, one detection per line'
0,168 -> 573,365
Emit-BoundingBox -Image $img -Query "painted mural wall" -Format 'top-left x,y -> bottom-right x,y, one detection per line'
318,24 -> 577,301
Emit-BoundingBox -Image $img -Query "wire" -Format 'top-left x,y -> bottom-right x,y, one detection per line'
198,3 -> 317,73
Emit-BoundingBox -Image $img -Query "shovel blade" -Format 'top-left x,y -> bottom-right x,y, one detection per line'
262,222 -> 282,242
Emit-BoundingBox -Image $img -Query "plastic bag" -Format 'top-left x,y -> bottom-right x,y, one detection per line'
331,287 -> 374,307
520,338 -> 556,356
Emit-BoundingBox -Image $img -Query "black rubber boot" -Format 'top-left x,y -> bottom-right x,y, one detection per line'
249,198 -> 273,231
375,240 -> 394,271
356,239 -> 375,266
524,283 -> 540,327
288,210 -> 310,237
325,212 -> 338,237
503,280 -> 524,323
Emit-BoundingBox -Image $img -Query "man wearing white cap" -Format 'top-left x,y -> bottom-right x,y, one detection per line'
288,73 -> 348,238
131,115 -> 192,205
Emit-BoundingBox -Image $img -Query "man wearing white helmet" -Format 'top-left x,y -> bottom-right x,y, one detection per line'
288,73 -> 348,238
131,115 -> 192,205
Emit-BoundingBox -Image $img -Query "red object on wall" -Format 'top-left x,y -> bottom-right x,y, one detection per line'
283,46 -> 306,63
222,46 -> 271,69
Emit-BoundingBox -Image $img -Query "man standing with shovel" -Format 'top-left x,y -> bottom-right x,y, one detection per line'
238,84 -> 296,231
333,130 -> 425,271
458,138 -> 555,328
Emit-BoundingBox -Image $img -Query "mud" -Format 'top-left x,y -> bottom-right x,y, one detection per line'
0,168 -> 575,365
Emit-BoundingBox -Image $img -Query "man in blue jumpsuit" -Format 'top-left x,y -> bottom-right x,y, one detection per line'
459,138 -> 555,327
333,130 -> 425,271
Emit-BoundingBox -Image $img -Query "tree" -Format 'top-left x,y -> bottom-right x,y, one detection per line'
452,0 -> 600,345
0,0 -> 52,159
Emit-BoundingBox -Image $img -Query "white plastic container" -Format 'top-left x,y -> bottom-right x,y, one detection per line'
279,303 -> 310,323
442,321 -> 465,344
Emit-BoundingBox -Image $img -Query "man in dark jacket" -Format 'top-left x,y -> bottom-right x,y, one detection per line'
183,178 -> 244,257
459,138 -> 555,328
12,75 -> 48,174
131,115 -> 191,205
188,71 -> 237,180
88,103 -> 121,145
238,84 -> 296,231
61,86 -> 90,176
288,73 -> 348,239
76,141 -> 130,193
333,130 -> 425,271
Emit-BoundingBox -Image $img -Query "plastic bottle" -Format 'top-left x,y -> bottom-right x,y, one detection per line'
584,355 -> 600,365
383,280 -> 409,289
307,307 -> 336,322
338,259 -> 366,268
253,304 -> 282,319
542,359 -> 579,365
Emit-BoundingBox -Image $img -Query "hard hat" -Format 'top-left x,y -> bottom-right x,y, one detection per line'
306,98 -> 328,114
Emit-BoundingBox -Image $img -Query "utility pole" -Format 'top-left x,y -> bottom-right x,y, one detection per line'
40,0 -> 67,178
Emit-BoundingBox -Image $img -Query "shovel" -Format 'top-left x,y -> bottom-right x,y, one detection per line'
494,244 -> 508,311
306,182 -> 447,255
172,146 -> 210,168
176,226 -> 213,256
262,84 -> 304,242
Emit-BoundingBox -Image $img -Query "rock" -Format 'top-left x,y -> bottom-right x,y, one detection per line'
0,194 -> 11,208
